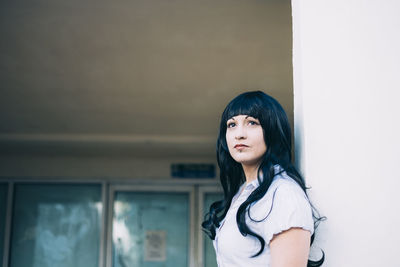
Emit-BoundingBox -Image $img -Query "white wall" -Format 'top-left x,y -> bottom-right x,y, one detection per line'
292,1 -> 400,266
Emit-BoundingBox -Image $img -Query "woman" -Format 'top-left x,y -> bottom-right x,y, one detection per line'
202,91 -> 324,267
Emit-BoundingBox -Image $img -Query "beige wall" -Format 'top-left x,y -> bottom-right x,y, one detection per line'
0,0 -> 293,180
0,155 -> 216,180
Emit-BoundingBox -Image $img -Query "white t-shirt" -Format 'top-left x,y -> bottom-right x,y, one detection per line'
213,166 -> 314,267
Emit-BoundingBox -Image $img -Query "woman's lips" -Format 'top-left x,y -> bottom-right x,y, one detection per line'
234,144 -> 249,148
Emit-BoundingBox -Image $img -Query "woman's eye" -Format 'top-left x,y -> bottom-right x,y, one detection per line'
227,122 -> 236,128
248,121 -> 259,125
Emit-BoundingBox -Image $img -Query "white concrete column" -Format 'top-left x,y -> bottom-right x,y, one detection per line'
292,1 -> 400,266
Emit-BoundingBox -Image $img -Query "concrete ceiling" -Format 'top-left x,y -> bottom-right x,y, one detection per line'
0,0 -> 293,158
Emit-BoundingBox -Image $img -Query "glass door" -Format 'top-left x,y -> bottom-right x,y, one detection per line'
107,185 -> 194,267
9,183 -> 102,267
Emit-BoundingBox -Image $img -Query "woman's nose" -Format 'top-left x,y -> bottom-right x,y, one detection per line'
235,126 -> 246,140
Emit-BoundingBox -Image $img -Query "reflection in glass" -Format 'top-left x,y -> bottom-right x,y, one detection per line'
10,184 -> 102,267
0,183 -> 7,264
203,192 -> 223,267
113,191 -> 189,267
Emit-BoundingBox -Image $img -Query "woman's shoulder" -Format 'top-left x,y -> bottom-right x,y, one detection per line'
269,170 -> 306,197
252,171 -> 307,213
251,169 -> 314,243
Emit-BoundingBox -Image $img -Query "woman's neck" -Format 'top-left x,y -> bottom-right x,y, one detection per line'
241,164 -> 261,184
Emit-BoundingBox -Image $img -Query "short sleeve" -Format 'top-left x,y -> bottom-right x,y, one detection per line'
262,179 -> 314,244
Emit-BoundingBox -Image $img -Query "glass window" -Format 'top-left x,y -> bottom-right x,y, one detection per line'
9,184 -> 102,267
203,192 -> 223,267
0,183 -> 8,265
112,191 -> 190,267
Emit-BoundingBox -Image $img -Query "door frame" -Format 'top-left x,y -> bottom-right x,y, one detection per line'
197,186 -> 223,267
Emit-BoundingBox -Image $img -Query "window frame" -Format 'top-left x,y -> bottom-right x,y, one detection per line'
0,178 -> 220,267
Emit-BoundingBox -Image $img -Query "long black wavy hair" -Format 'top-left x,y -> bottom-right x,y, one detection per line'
202,90 -> 325,266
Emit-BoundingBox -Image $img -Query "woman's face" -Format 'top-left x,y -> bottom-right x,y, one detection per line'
225,114 -> 267,167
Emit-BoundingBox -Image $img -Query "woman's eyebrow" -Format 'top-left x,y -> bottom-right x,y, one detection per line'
246,115 -> 257,119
